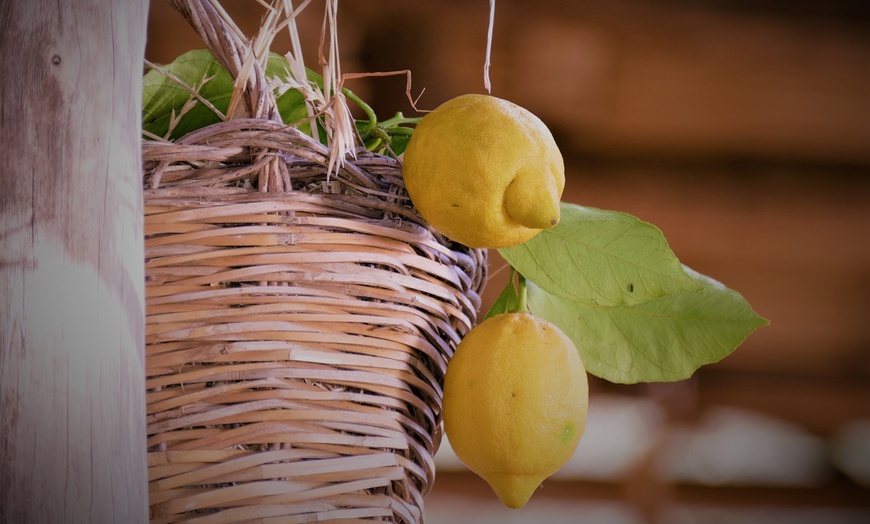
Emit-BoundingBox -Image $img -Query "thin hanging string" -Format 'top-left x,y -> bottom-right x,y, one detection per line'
484,0 -> 496,93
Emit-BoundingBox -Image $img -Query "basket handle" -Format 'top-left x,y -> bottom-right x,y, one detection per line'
166,0 -> 293,191
167,0 -> 281,124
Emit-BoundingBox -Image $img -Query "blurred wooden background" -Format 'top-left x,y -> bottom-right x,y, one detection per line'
146,0 -> 869,521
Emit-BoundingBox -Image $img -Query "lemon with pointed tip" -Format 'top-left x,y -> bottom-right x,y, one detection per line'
443,312 -> 589,508
402,94 -> 565,249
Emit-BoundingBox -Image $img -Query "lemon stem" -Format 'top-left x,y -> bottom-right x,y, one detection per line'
515,274 -> 529,313
379,112 -> 423,128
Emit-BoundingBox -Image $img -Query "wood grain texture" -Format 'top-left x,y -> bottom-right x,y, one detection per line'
0,0 -> 150,522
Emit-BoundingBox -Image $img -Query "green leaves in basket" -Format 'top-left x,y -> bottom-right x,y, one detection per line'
494,202 -> 768,384
142,49 -> 420,154
142,49 -> 316,140
143,50 -> 230,140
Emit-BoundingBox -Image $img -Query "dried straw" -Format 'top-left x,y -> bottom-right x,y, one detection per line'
145,2 -> 487,522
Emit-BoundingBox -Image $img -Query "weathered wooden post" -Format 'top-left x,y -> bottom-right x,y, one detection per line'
0,1 -> 150,521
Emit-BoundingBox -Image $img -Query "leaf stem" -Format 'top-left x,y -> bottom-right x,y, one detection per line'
385,126 -> 415,137
378,112 -> 423,128
342,87 -> 377,131
516,274 -> 529,313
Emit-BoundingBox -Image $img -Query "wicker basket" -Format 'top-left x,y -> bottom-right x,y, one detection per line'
144,2 -> 486,522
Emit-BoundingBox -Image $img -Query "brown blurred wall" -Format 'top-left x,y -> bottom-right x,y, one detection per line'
145,0 -> 870,516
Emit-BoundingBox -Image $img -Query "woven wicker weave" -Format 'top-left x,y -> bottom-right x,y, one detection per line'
144,3 -> 486,522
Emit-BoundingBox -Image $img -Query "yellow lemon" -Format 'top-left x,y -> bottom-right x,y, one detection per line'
443,312 -> 588,508
402,94 -> 565,249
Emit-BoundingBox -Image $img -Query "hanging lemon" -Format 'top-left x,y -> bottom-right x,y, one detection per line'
402,94 -> 565,249
442,312 -> 589,508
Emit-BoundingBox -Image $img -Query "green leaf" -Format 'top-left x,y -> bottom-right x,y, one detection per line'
527,266 -> 769,383
386,134 -> 411,156
500,202 -> 700,307
143,49 -> 235,140
484,269 -> 521,319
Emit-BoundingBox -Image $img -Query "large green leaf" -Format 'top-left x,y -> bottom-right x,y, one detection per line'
500,202 -> 700,307
527,266 -> 769,383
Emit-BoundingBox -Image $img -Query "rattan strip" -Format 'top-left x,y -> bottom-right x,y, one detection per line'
145,118 -> 486,522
